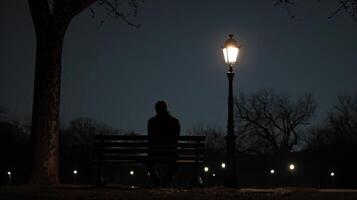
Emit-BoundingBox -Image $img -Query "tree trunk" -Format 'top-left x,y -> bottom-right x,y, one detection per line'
29,22 -> 68,185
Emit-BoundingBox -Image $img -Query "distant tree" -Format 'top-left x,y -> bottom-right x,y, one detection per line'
235,89 -> 316,156
328,94 -> 357,137
59,117 -> 121,183
304,94 -> 357,152
187,125 -> 225,152
0,106 -> 7,122
62,117 -> 119,147
28,0 -> 141,185
187,125 -> 226,171
0,116 -> 30,185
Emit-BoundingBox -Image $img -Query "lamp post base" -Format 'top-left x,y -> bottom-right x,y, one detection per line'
224,134 -> 237,188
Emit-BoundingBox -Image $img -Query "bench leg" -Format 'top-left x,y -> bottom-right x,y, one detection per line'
190,163 -> 203,187
96,162 -> 104,187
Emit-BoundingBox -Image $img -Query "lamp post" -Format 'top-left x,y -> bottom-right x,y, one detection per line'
222,34 -> 240,188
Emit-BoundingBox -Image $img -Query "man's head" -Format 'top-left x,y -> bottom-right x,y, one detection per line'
155,101 -> 168,115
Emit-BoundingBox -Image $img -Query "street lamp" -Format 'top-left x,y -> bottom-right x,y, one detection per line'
222,34 -> 240,188
221,162 -> 226,169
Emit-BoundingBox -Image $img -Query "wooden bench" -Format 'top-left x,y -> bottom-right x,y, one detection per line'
93,135 -> 206,187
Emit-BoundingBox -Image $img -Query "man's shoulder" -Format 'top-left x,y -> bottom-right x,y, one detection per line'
149,114 -> 179,124
168,115 -> 180,124
171,116 -> 179,122
148,116 -> 158,123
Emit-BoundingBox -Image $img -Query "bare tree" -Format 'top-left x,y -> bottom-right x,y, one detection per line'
328,94 -> 357,137
303,95 -> 357,156
63,117 -> 117,146
235,89 -> 316,155
28,0 -> 142,185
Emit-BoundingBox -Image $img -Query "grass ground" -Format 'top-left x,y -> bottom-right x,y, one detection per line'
1,186 -> 357,200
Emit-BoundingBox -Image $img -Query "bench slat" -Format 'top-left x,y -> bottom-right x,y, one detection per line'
93,148 -> 204,155
93,155 -> 204,162
94,142 -> 205,149
95,135 -> 206,141
93,159 -> 204,164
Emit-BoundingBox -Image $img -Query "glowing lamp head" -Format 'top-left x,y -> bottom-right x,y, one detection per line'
270,169 -> 275,174
222,34 -> 240,69
7,171 -> 11,175
130,170 -> 134,175
330,172 -> 335,177
73,170 -> 78,175
221,163 -> 226,169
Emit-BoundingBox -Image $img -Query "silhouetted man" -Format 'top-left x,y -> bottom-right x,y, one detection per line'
147,101 -> 180,187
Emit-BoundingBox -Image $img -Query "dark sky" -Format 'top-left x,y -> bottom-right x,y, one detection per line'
1,0 -> 357,133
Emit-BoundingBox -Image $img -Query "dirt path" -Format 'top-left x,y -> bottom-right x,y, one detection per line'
1,186 -> 357,200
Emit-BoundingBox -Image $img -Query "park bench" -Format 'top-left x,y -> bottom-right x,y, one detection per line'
93,134 -> 206,187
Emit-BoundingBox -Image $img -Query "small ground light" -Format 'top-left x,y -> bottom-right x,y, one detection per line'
212,173 -> 216,177
7,171 -> 11,175
330,172 -> 335,177
270,169 -> 275,174
204,166 -> 209,172
289,164 -> 295,171
221,163 -> 226,169
73,170 -> 78,175
130,170 -> 134,175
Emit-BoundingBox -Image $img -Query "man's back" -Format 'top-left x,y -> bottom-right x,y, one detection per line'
148,113 -> 180,137
146,100 -> 181,186
147,101 -> 181,160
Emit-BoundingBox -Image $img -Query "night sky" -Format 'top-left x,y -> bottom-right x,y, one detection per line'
1,0 -> 357,133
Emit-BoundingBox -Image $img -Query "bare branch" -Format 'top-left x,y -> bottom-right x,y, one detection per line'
90,0 -> 142,27
235,89 -> 315,155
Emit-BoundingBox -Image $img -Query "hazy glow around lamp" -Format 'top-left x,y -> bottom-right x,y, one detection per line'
222,34 -> 239,70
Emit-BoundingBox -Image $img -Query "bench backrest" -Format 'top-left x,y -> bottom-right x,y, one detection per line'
93,135 -> 205,163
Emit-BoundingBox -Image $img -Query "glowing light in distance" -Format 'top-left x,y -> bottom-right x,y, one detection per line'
221,163 -> 226,169
289,164 -> 295,171
204,167 -> 209,172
